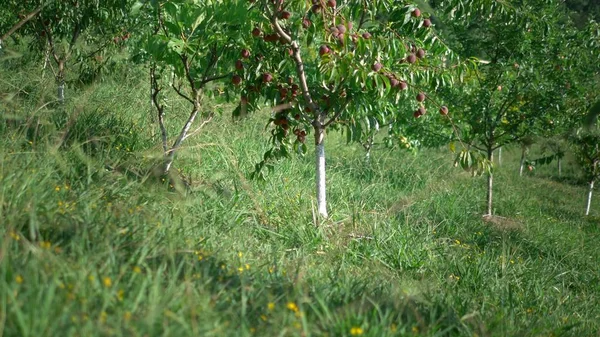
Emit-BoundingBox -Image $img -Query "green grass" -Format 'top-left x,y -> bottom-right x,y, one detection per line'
1,61 -> 599,337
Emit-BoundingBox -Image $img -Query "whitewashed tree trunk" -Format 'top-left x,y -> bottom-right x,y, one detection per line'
164,107 -> 200,174
150,69 -> 156,139
486,148 -> 494,216
364,135 -> 373,162
586,180 -> 594,216
42,42 -> 51,79
558,158 -> 562,177
519,147 -> 526,176
498,147 -> 502,165
57,60 -> 65,103
57,81 -> 65,102
314,125 -> 327,218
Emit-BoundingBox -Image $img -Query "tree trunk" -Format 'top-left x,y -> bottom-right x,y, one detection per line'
57,60 -> 65,103
364,135 -> 373,162
558,157 -> 562,177
42,42 -> 51,78
164,105 -> 200,174
519,146 -> 526,176
586,180 -> 594,216
486,148 -> 494,216
498,147 -> 502,165
314,124 -> 327,218
150,68 -> 156,139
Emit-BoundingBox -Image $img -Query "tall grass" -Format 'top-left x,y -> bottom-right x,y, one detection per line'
1,60 -> 599,336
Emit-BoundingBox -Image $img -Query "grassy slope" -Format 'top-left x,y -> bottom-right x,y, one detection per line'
1,63 -> 599,337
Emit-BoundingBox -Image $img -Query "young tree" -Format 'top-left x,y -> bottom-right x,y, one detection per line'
435,0 -> 581,215
232,0 -> 465,217
137,0 -> 251,174
570,127 -> 600,215
1,0 -> 133,102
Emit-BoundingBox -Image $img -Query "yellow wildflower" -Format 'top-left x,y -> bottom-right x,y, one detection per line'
99,311 -> 107,323
117,289 -> 125,301
350,327 -> 364,335
103,277 -> 112,288
15,275 -> 23,284
133,266 -> 142,274
286,302 -> 298,312
9,231 -> 20,241
55,186 -> 61,192
267,302 -> 275,311
124,311 -> 132,321
40,241 -> 51,249
260,314 -> 267,321
412,326 -> 419,333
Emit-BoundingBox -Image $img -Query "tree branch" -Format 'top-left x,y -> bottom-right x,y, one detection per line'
67,21 -> 82,56
151,64 -> 169,153
171,81 -> 194,105
0,4 -> 45,45
200,73 -> 231,86
324,100 -> 350,127
40,18 -> 60,64
268,8 -> 321,127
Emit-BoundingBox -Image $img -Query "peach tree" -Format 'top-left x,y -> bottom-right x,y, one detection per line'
568,21 -> 600,215
434,0 -> 582,216
1,0 -> 134,102
135,0 -> 252,174
228,0 -> 468,217
570,127 -> 600,215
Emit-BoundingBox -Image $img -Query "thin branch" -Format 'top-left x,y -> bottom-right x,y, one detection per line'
171,81 -> 194,104
324,100 -> 350,127
493,76 -> 521,126
0,3 -> 46,44
268,7 -> 321,128
40,18 -> 60,64
181,113 -> 214,141
151,64 -> 168,153
357,0 -> 368,31
200,73 -> 231,86
199,43 -> 218,82
471,143 -> 487,152
180,54 -> 198,95
67,21 -> 82,56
